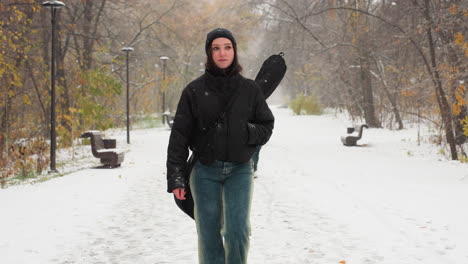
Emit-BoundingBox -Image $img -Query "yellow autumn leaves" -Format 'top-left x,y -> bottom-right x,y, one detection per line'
454,32 -> 464,45
463,116 -> 468,137
452,84 -> 466,116
449,4 -> 468,16
453,32 -> 468,57
448,4 -> 468,56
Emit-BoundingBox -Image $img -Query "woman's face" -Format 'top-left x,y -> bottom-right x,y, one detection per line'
211,37 -> 234,69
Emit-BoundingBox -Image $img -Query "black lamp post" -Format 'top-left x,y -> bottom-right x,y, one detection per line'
122,47 -> 134,144
160,56 -> 169,124
42,1 -> 65,173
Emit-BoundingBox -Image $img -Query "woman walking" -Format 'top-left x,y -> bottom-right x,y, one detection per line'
166,28 -> 274,263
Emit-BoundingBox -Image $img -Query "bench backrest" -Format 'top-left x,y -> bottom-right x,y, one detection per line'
354,124 -> 368,139
80,131 -> 105,155
92,134 -> 104,150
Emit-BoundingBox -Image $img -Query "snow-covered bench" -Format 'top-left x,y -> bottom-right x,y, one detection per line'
80,130 -> 124,167
341,124 -> 368,146
162,111 -> 174,128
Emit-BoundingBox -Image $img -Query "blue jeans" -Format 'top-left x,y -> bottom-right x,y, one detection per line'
252,146 -> 261,172
190,160 -> 254,264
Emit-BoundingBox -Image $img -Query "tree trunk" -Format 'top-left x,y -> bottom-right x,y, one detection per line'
350,0 -> 381,128
41,8 -> 50,72
81,0 -> 106,71
384,88 -> 404,130
55,12 -> 71,137
424,0 -> 457,160
26,60 -> 47,127
448,47 -> 467,145
359,52 -> 381,127
0,86 -> 10,161
374,58 -> 404,129
436,25 -> 467,145
82,0 -> 94,71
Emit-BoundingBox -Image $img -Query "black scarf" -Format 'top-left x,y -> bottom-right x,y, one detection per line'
205,69 -> 240,106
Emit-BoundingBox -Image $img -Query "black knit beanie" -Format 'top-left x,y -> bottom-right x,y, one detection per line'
205,28 -> 237,55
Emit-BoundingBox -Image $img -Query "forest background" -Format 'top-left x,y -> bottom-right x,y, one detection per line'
1,0 -> 467,183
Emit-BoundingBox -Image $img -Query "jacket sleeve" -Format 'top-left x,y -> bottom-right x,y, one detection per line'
166,87 -> 193,193
247,83 -> 275,146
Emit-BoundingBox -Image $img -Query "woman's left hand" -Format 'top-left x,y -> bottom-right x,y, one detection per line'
173,188 -> 186,200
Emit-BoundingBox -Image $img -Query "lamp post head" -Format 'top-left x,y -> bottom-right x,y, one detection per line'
41,1 -> 66,8
160,56 -> 169,61
122,47 -> 134,52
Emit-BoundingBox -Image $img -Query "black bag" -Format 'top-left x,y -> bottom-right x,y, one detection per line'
173,154 -> 196,219
254,52 -> 287,99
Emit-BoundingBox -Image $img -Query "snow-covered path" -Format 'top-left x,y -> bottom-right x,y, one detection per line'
1,107 -> 468,264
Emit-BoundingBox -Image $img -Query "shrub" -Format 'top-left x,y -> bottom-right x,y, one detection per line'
289,93 -> 322,115
10,144 -> 36,179
459,155 -> 468,163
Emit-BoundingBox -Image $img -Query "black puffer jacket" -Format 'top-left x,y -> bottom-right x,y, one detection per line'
166,71 -> 274,192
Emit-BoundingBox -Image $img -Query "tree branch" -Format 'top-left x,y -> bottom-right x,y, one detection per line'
125,0 -> 180,47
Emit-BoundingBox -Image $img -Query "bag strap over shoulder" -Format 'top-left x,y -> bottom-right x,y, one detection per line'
189,76 -> 241,159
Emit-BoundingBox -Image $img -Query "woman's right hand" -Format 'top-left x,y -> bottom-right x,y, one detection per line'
173,188 -> 186,200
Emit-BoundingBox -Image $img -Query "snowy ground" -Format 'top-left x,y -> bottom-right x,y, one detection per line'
1,106 -> 468,264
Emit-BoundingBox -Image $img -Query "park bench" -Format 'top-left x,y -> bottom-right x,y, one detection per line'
162,111 -> 174,128
80,130 -> 124,167
341,124 -> 368,146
